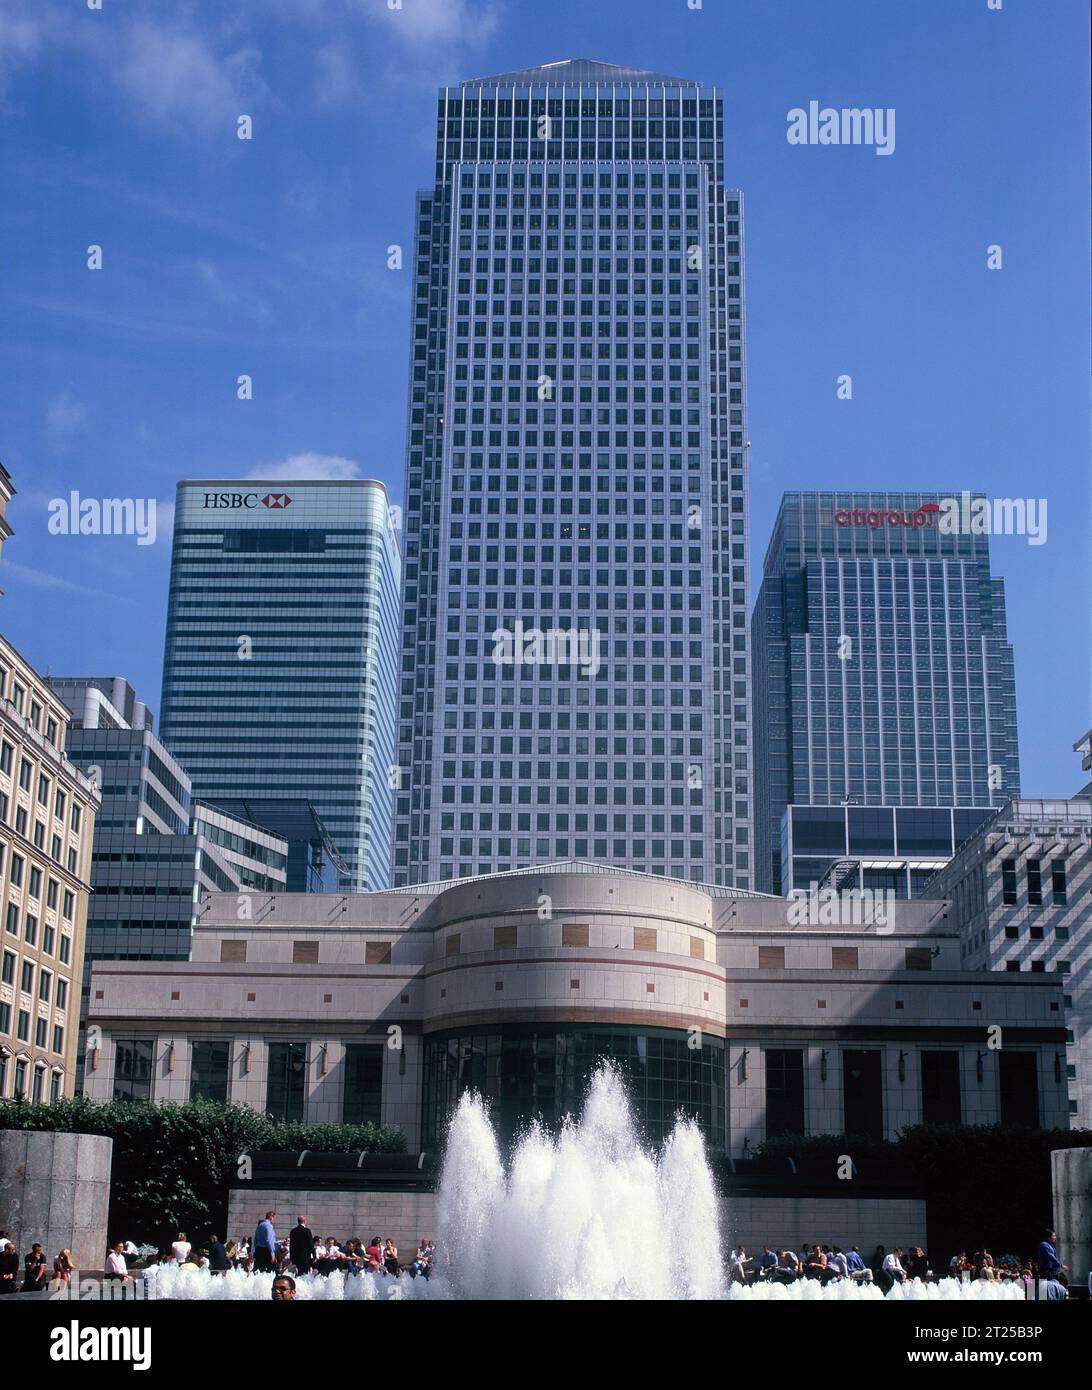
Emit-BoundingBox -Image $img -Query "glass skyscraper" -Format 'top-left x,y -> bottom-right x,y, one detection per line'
160,481 -> 401,892
393,59 -> 752,888
752,492 -> 1020,894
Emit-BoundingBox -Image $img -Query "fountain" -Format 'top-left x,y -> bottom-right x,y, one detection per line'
138,1064 -> 1030,1301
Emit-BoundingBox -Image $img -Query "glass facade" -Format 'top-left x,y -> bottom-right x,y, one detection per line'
266,1040 -> 307,1122
393,59 -> 752,889
753,492 -> 1019,892
342,1042 -> 383,1125
422,1024 -> 725,1150
160,482 -> 401,892
189,1039 -> 230,1102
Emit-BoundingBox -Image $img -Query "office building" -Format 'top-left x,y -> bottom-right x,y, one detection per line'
159,481 -> 401,892
927,796 -> 1092,1126
393,59 -> 753,889
752,492 -> 1019,894
48,677 -> 288,1089
198,797 -> 346,893
0,636 -> 99,1102
83,861 -> 1069,1151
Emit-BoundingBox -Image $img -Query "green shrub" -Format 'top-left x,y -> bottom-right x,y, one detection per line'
0,1097 -> 405,1245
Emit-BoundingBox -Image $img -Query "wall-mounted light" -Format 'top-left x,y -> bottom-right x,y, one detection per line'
1054,1052 -> 1063,1085
320,1044 -> 329,1076
243,1043 -> 252,1075
399,1043 -> 406,1078
89,1047 -> 99,1073
898,1051 -> 907,1083
739,1048 -> 749,1082
976,1052 -> 985,1084
166,1043 -> 175,1074
820,1050 -> 828,1082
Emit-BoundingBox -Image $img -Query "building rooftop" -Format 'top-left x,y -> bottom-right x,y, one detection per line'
374,858 -> 777,901
461,59 -> 696,87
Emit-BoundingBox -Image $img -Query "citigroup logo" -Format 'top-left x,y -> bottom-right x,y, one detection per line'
834,504 -> 940,530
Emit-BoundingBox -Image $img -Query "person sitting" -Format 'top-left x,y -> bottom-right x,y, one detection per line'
774,1248 -> 800,1283
828,1246 -> 849,1280
881,1248 -> 907,1289
383,1238 -> 399,1276
0,1239 -> 18,1294
845,1247 -> 872,1283
906,1246 -> 929,1281
104,1242 -> 132,1283
22,1244 -> 48,1292
757,1246 -> 779,1280
51,1249 -> 75,1292
365,1237 -> 383,1272
804,1244 -> 827,1280
208,1235 -> 231,1274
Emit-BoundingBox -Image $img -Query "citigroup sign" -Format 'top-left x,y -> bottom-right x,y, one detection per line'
834,503 -> 940,530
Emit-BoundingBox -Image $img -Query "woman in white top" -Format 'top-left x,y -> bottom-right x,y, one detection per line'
170,1232 -> 191,1264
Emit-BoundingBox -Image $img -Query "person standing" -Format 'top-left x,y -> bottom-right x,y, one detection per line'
289,1216 -> 314,1276
1036,1230 -> 1067,1283
253,1212 -> 277,1273
170,1231 -> 191,1264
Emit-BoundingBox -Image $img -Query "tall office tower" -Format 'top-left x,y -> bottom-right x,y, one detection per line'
393,59 -> 752,888
0,636 -> 99,1103
160,481 -> 401,892
47,676 -> 289,1090
752,492 -> 1020,895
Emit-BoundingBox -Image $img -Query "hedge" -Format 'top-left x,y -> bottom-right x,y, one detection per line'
752,1124 -> 1092,1258
0,1097 -> 406,1247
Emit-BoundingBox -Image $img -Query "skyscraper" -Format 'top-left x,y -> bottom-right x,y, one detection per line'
393,59 -> 752,888
160,481 -> 401,892
752,492 -> 1020,894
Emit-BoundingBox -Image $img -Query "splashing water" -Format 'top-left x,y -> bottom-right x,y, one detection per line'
434,1063 -> 724,1300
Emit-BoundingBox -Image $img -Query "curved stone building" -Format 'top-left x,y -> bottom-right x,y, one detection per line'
83,861 -> 1069,1156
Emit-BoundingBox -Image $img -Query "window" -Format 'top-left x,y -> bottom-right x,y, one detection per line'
292,941 -> 319,964
113,1038 -> 153,1102
1051,860 -> 1067,907
1001,860 -> 1017,906
445,933 -> 462,956
62,890 -> 74,921
0,1001 -> 9,1035
758,945 -> 785,969
35,1017 -> 47,1047
49,1071 -> 61,1104
764,1048 -> 805,1136
493,925 -> 517,950
831,946 -> 858,970
633,927 -> 657,952
1026,859 -> 1042,907
20,960 -> 33,992
921,1051 -> 961,1125
0,741 -> 12,774
14,1059 -> 27,1098
905,948 -> 932,971
220,940 -> 247,963
70,805 -> 81,834
365,942 -> 392,964
55,979 -> 67,1010
561,922 -> 588,947
52,1024 -> 63,1054
10,853 -> 23,888
266,1041 -> 307,1121
1,950 -> 13,984
842,1049 -> 884,1140
190,1040 -> 231,1102
38,969 -> 51,1002
32,1066 -> 44,1104
17,1009 -> 30,1042
58,935 -> 70,965
4,904 -> 16,936
343,1043 -> 384,1125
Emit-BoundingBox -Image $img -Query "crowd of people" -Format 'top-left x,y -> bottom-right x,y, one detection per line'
725,1229 -> 1076,1297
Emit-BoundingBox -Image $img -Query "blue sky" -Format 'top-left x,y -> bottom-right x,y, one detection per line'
0,0 -> 1088,794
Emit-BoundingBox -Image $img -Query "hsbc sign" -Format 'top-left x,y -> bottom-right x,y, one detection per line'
201,492 -> 294,510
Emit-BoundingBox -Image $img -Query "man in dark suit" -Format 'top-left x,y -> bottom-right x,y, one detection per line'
289,1216 -> 314,1276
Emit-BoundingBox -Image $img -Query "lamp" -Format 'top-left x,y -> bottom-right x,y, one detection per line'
320,1044 -> 329,1076
243,1043 -> 252,1075
166,1043 -> 175,1074
740,1048 -> 749,1082
1054,1052 -> 1063,1085
820,1050 -> 828,1082
976,1052 -> 985,1084
898,1050 -> 907,1083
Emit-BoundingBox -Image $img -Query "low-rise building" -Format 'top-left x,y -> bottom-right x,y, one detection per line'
83,861 -> 1069,1151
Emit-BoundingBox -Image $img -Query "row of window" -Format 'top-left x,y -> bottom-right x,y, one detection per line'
1001,858 -> 1067,907
0,1053 -> 63,1104
0,667 -> 61,747
110,1039 -> 383,1126
0,1004 -> 65,1053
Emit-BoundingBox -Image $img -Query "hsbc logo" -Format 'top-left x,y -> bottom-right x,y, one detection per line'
200,492 -> 294,510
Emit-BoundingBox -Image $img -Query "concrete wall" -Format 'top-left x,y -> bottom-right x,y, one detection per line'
0,1131 -> 112,1271
226,1188 -> 437,1259
225,1186 -> 926,1271
722,1196 -> 927,1257
1052,1146 -> 1091,1287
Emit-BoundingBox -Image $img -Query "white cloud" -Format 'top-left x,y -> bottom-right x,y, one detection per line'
0,0 -> 59,97
248,453 -> 361,481
113,20 -> 266,135
356,0 -> 498,47
45,392 -> 88,443
315,42 -> 360,107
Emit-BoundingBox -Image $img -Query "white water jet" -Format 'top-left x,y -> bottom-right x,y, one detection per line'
434,1063 -> 723,1300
